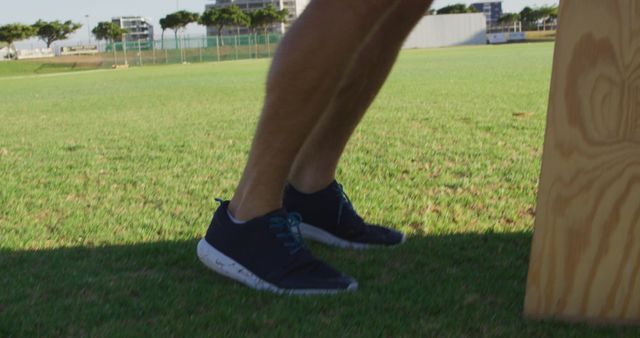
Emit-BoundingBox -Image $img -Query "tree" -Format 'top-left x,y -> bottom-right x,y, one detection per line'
436,4 -> 476,14
524,5 -> 558,31
92,21 -> 128,65
498,13 -> 520,25
246,10 -> 264,57
519,6 -> 540,30
243,5 -> 287,56
92,21 -> 127,44
0,23 -> 37,59
245,5 -> 286,37
537,5 -> 558,23
259,4 -> 288,32
519,5 -> 558,31
33,20 -> 82,48
163,11 -> 200,49
160,14 -> 178,49
258,5 -> 287,56
159,18 -> 169,49
200,5 -> 249,45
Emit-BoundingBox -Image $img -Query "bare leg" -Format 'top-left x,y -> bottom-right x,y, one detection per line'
230,0 -> 402,220
288,0 -> 434,193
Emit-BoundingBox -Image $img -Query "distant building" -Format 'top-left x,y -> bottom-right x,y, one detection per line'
112,16 -> 154,43
60,45 -> 99,56
0,46 -> 12,60
403,13 -> 487,49
470,1 -> 503,27
205,0 -> 310,36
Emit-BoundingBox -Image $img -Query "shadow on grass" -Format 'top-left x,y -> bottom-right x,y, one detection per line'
1,233 -> 638,337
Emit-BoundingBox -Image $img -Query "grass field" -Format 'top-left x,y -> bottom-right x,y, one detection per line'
0,59 -> 101,77
1,42 -> 638,337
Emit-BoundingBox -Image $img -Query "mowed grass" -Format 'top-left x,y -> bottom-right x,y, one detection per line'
1,43 -> 637,336
0,56 -> 107,78
0,60 -> 85,77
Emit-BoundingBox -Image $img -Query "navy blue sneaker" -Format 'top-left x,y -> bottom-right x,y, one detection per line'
197,200 -> 358,294
283,181 -> 405,249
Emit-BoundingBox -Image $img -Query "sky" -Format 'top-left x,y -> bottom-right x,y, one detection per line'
2,0 -> 558,48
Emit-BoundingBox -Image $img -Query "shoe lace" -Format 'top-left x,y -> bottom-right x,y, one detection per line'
269,213 -> 305,255
336,183 -> 357,225
336,183 -> 366,232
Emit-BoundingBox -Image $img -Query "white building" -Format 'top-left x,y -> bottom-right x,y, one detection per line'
205,0 -> 310,36
0,46 -> 10,60
403,13 -> 487,49
112,16 -> 155,43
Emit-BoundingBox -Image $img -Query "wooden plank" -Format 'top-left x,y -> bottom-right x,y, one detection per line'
524,0 -> 640,324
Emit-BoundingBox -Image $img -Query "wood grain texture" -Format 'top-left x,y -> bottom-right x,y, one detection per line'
524,0 -> 640,324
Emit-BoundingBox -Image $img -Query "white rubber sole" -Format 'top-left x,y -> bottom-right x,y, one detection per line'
197,239 -> 358,295
299,222 -> 407,250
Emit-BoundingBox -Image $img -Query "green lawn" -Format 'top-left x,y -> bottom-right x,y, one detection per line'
0,60 -> 89,77
1,42 -> 638,336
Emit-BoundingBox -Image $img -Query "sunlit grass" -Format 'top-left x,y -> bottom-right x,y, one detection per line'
2,43 -> 638,336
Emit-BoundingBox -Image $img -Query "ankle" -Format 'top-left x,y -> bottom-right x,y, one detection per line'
229,198 -> 281,222
226,208 -> 247,224
287,171 -> 335,194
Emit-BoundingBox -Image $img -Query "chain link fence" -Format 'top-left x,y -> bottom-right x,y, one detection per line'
92,34 -> 283,68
